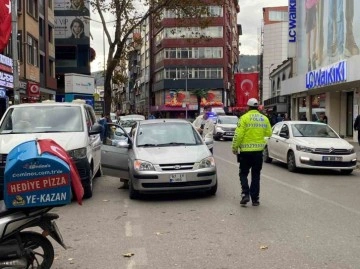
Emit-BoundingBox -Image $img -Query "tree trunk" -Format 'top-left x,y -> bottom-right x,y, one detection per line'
197,96 -> 202,115
104,69 -> 112,115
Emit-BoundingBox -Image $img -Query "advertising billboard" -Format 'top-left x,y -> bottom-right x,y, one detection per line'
54,0 -> 90,15
165,90 -> 223,107
54,16 -> 90,42
234,73 -> 259,108
295,0 -> 360,75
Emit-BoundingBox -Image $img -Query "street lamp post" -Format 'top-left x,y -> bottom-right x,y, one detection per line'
184,66 -> 188,119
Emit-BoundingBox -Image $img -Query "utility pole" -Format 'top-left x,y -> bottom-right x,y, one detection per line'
11,0 -> 19,104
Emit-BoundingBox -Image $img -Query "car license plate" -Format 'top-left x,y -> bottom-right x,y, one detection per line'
226,132 -> 234,135
170,174 -> 186,182
322,156 -> 343,161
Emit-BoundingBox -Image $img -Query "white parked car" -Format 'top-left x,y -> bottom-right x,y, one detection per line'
213,115 -> 238,141
264,121 -> 357,174
0,101 -> 103,199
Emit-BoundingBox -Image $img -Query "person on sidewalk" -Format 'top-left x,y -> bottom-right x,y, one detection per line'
232,98 -> 272,206
353,114 -> 360,145
193,105 -> 215,154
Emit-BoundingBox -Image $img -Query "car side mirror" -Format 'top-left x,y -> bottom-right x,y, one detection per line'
89,123 -> 103,135
279,132 -> 289,138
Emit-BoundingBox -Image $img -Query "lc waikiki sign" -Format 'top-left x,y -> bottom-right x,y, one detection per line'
306,61 -> 347,89
288,0 -> 297,57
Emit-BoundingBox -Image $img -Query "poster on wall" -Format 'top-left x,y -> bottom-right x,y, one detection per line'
297,1 -> 360,74
54,16 -> 90,42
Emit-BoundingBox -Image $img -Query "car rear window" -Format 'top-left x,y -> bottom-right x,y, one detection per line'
0,106 -> 84,134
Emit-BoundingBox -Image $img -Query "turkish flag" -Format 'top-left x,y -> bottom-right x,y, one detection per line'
38,139 -> 84,205
234,72 -> 259,108
0,0 -> 12,53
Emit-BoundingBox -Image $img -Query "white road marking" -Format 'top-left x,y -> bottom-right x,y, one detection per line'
215,155 -> 360,216
125,221 -> 133,237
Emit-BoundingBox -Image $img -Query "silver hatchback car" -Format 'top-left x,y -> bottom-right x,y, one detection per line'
101,119 -> 217,199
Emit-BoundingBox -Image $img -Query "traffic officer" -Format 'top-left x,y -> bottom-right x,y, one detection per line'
231,98 -> 272,206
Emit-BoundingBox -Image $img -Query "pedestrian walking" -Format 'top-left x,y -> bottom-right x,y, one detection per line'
353,114 -> 360,146
232,98 -> 272,206
193,105 -> 215,153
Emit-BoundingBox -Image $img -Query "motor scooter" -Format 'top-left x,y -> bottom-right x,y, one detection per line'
0,201 -> 65,269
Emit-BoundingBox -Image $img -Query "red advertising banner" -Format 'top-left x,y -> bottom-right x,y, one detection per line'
0,0 -> 12,53
27,81 -> 40,98
234,72 -> 259,108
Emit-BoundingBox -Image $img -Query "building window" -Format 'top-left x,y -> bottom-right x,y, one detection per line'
49,59 -> 54,77
27,35 -> 39,66
48,25 -> 54,44
268,11 -> 287,22
27,0 -> 38,19
39,18 -> 44,37
17,0 -> 22,12
40,55 -> 44,74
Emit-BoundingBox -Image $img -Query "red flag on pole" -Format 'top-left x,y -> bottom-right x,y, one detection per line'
38,139 -> 84,205
0,0 -> 12,52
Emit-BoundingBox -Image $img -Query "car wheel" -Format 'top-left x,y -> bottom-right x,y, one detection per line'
95,164 -> 103,177
83,168 -> 93,199
213,136 -> 219,141
340,169 -> 353,175
263,146 -> 272,163
287,151 -> 297,172
129,177 -> 140,200
206,180 -> 217,196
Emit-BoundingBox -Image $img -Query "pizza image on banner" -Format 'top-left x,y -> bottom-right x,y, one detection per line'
0,0 -> 12,52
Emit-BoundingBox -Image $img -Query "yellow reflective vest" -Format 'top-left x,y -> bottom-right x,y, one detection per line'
231,109 -> 272,152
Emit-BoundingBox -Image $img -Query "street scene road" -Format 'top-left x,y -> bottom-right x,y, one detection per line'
51,141 -> 360,269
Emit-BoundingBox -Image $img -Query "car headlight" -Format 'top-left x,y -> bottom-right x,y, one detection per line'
296,145 -> 315,153
134,160 -> 155,171
199,157 -> 216,168
349,148 -> 355,153
67,147 -> 87,159
216,127 -> 224,132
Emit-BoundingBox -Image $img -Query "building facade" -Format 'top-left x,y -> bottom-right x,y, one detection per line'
54,0 -> 91,97
1,0 -> 57,113
149,1 -> 240,119
281,0 -> 360,140
261,6 -> 288,104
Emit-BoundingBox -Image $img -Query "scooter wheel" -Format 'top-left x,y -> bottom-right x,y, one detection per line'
20,231 -> 55,269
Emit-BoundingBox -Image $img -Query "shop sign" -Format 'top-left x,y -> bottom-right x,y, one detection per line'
288,0 -> 297,43
0,71 -> 13,88
306,60 -> 347,89
0,54 -> 12,67
27,81 -> 40,98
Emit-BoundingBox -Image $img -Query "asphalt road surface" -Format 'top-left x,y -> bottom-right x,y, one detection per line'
51,141 -> 360,269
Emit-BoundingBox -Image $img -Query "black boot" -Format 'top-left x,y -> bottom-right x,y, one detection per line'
240,194 -> 250,205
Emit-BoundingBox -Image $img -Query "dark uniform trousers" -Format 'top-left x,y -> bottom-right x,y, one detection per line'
238,151 -> 263,200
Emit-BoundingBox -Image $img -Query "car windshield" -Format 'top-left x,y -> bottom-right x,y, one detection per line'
291,123 -> 339,138
136,122 -> 203,147
0,106 -> 84,134
218,116 -> 238,124
119,119 -> 140,128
